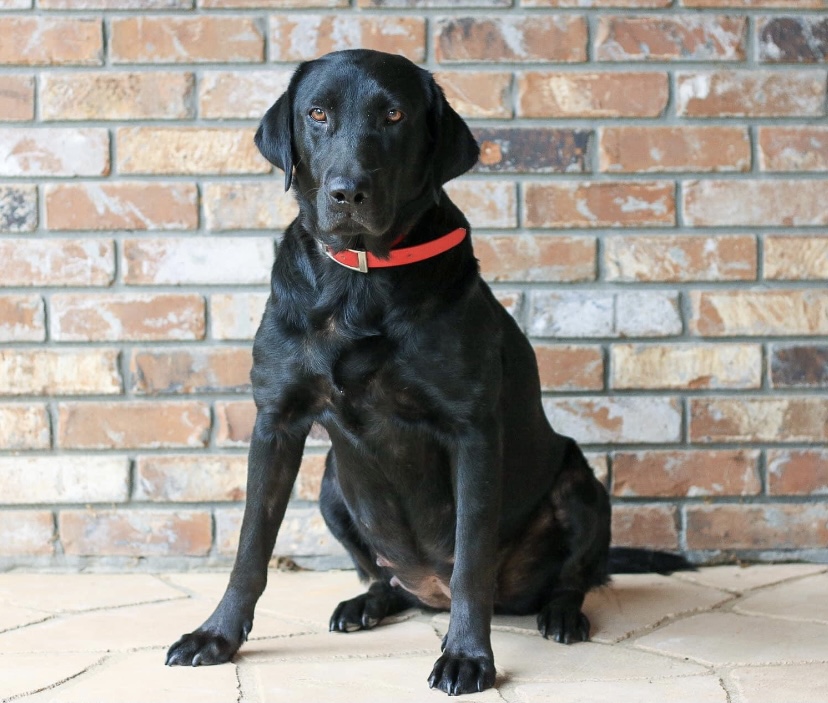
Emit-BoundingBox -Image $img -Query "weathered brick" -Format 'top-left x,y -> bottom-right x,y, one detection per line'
215,400 -> 257,447
0,349 -> 121,396
131,348 -> 253,395
295,453 -> 327,501
676,70 -> 826,117
0,0 -> 30,7
605,235 -> 756,282
434,72 -> 512,119
199,70 -> 292,119
771,344 -> 828,388
686,504 -> 828,551
530,290 -> 682,338
519,72 -> 668,118
599,126 -> 750,173
134,455 -> 247,502
0,128 -> 109,177
527,0 -> 671,5
473,128 -> 591,174
690,290 -> 828,337
117,127 -> 267,175
0,239 -> 114,287
0,512 -> 54,557
444,181 -> 517,229
764,236 -> 828,280
206,0 -> 344,6
0,405 -> 50,450
543,397 -> 682,444
45,183 -> 197,232
203,183 -> 298,231
0,76 -> 34,121
613,450 -> 761,497
475,235 -> 596,283
361,0 -> 507,6
524,181 -> 675,228
110,17 -> 264,64
51,293 -> 205,342
58,401 -> 211,449
611,505 -> 679,550
690,397 -> 828,443
758,127 -> 828,172
0,185 -> 36,233
596,15 -> 747,61
435,17 -> 587,63
41,72 -> 195,121
533,344 -> 604,391
211,293 -> 268,340
612,344 -> 762,390
758,16 -> 828,63
768,449 -> 828,496
41,0 -> 191,6
60,509 -> 212,557
683,0 -> 824,7
684,180 -> 828,227
0,295 -> 45,342
0,456 -> 129,504
0,18 -> 102,66
123,238 -> 272,285
495,291 -> 523,321
270,16 -> 426,62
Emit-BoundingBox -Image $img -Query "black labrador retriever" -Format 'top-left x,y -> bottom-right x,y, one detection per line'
166,49 -> 688,695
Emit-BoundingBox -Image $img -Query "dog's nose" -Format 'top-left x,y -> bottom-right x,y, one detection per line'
328,177 -> 369,207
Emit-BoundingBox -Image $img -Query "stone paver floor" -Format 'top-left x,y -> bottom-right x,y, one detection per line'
2,565 -> 828,702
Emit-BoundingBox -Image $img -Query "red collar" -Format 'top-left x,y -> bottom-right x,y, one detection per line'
324,228 -> 466,273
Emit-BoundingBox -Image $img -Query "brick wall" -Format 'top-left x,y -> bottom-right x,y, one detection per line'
0,1 -> 826,570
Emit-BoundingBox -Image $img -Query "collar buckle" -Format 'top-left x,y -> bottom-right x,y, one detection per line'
325,247 -> 369,273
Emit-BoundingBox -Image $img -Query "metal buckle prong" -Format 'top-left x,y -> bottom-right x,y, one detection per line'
325,247 -> 369,273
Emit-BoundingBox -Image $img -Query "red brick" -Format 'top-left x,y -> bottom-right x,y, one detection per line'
527,0 -> 670,5
0,349 -> 121,396
524,181 -> 675,229
215,400 -> 257,447
686,504 -> 828,550
0,295 -> 45,342
58,401 -> 211,449
199,70 -> 292,120
0,185 -> 37,232
0,128 -> 108,177
768,450 -> 828,496
295,453 -> 327,501
0,456 -> 129,504
690,397 -> 828,443
533,344 -> 604,391
210,293 -> 268,341
605,235 -> 756,282
684,180 -> 828,227
596,15 -> 746,61
0,512 -> 54,557
45,183 -> 198,231
270,16 -> 426,62
135,455 -> 247,502
110,17 -> 264,64
51,293 -> 205,342
0,405 -> 50,450
613,450 -> 761,497
41,72 -> 195,121
759,17 -> 828,63
758,127 -> 828,172
444,181 -> 517,229
0,18 -> 102,66
361,0 -> 507,5
495,291 -> 523,321
60,509 -> 212,557
599,126 -> 750,173
519,72 -> 668,118
475,235 -> 596,283
771,344 -> 828,388
0,239 -> 114,286
764,236 -> 828,281
676,70 -> 826,117
0,76 -> 34,121
434,72 -> 513,119
474,128 -> 592,174
131,348 -> 253,395
206,0 -> 345,6
683,0 -> 823,6
436,16 -> 587,63
203,183 -> 298,231
41,0 -> 191,6
611,505 -> 679,550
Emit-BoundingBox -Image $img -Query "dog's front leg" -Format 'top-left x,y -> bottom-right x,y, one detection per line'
428,422 -> 501,695
166,415 -> 305,666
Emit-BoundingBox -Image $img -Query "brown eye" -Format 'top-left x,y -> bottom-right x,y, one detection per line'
309,108 -> 327,123
386,109 -> 404,124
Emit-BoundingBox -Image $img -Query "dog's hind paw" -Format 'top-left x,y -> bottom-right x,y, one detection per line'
428,652 -> 496,696
329,592 -> 385,633
165,625 -> 248,667
537,592 -> 590,644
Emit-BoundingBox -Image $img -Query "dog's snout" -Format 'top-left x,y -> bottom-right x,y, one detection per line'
328,177 -> 370,207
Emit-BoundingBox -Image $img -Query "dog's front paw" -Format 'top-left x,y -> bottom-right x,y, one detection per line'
165,623 -> 250,667
427,652 -> 496,696
537,594 -> 590,644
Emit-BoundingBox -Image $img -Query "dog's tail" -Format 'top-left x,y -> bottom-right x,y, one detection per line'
608,547 -> 695,575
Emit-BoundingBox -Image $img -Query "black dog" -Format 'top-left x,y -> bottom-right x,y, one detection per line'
166,49 -> 687,695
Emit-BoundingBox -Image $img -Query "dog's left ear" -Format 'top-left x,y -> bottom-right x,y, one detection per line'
255,89 -> 295,192
425,76 -> 480,192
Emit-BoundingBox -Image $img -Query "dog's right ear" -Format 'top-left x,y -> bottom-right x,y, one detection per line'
255,90 -> 294,192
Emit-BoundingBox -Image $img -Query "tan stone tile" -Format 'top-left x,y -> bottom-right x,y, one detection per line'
731,664 -> 828,703
734,573 -> 828,625
673,564 -> 826,594
507,676 -> 727,702
0,602 -> 50,632
635,612 -> 828,665
0,652 -> 102,700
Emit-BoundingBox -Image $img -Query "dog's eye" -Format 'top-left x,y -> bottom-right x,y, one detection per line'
386,109 -> 404,124
309,108 -> 327,123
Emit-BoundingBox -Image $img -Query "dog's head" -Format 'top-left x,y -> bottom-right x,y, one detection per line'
255,49 -> 479,252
